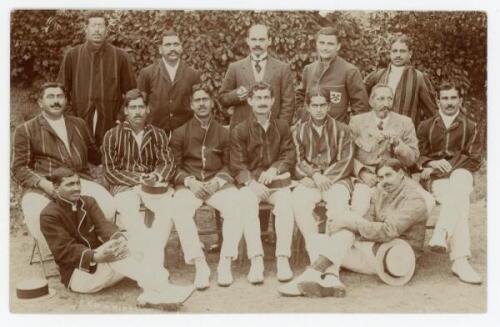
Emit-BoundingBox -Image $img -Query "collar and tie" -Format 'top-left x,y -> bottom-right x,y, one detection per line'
252,56 -> 267,73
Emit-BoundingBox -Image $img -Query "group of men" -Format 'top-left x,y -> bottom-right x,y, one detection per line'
11,11 -> 483,310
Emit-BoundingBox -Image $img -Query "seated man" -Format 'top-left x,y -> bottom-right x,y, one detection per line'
40,167 -> 193,310
279,158 -> 428,297
349,83 -> 430,215
102,89 -> 205,290
11,82 -> 115,252
230,82 -> 296,284
418,81 -> 483,284
170,84 -> 245,288
292,90 -> 354,262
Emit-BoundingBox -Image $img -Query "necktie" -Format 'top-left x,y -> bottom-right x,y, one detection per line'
377,120 -> 384,131
253,56 -> 267,74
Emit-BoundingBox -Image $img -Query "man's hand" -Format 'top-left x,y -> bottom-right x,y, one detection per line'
428,159 -> 452,173
420,167 -> 434,180
312,173 -> 332,192
93,239 -> 129,263
299,177 -> 316,188
359,169 -> 378,188
258,167 -> 278,186
248,180 -> 270,201
236,86 -> 249,101
38,178 -> 55,196
187,178 -> 209,200
141,173 -> 158,186
203,179 -> 220,197
326,216 -> 359,235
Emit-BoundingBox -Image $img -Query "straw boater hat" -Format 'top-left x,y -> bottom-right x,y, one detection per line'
15,278 -> 56,302
375,238 -> 416,286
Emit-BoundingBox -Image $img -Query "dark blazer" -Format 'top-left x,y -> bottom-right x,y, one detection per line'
11,114 -> 100,189
417,112 -> 482,181
170,116 -> 233,185
40,196 -> 122,287
138,59 -> 201,133
230,116 -> 296,185
219,56 -> 295,128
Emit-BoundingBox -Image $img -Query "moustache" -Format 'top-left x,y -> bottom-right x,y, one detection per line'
51,103 -> 62,108
257,105 -> 269,109
134,114 -> 145,118
252,46 -> 263,50
168,50 -> 179,55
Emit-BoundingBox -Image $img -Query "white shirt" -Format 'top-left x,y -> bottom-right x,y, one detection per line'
132,130 -> 145,149
439,110 -> 459,129
44,114 -> 71,153
251,52 -> 268,82
162,57 -> 179,81
387,65 -> 405,94
312,123 -> 324,136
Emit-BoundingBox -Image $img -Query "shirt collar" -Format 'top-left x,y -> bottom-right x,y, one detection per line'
439,110 -> 460,127
251,52 -> 268,62
55,195 -> 81,212
162,57 -> 180,71
193,114 -> 213,129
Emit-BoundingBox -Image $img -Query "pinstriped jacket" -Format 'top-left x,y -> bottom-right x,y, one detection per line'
101,121 -> 175,194
11,114 -> 100,189
293,116 -> 354,190
417,112 -> 482,181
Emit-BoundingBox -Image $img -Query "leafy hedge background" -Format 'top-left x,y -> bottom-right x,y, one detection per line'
10,10 -> 487,143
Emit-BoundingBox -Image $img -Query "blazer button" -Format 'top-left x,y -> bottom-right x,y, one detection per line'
170,113 -> 174,117
169,100 -> 173,103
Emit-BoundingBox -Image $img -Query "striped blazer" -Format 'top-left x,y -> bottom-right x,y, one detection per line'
11,114 -> 99,189
417,112 -> 482,181
364,65 -> 437,127
101,121 -> 175,194
293,116 -> 354,189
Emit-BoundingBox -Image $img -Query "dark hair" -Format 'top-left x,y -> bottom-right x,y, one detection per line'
191,83 -> 213,100
162,29 -> 180,40
305,89 -> 330,105
375,158 -> 404,174
248,82 -> 274,98
316,27 -> 340,43
83,10 -> 108,26
390,33 -> 412,51
124,89 -> 147,107
438,81 -> 463,98
47,167 -> 78,186
39,82 -> 66,99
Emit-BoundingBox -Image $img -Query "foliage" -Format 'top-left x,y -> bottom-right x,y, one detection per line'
10,10 -> 486,132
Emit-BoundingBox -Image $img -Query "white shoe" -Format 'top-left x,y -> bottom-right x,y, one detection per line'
217,256 -> 233,287
137,284 -> 195,311
248,256 -> 264,285
278,268 -> 320,297
451,258 -> 482,285
194,260 -> 211,290
429,228 -> 448,253
298,273 -> 346,298
277,256 -> 293,282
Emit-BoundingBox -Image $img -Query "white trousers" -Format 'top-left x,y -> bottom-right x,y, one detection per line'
22,179 -> 116,254
68,237 -> 170,294
292,183 -> 351,259
239,186 -> 295,258
114,188 -> 174,278
172,186 -> 244,261
310,231 -> 377,277
431,169 -> 474,260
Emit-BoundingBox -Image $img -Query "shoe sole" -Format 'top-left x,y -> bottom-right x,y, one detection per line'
248,279 -> 264,285
297,281 -> 346,298
277,276 -> 293,283
451,271 -> 483,285
137,301 -> 182,311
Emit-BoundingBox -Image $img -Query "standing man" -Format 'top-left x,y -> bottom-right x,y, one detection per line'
365,33 -> 437,127
292,90 -> 354,262
102,89 -> 209,290
418,82 -> 483,285
58,11 -> 136,146
170,84 -> 247,287
230,82 -> 296,284
296,27 -> 369,124
349,83 -> 422,216
279,159 -> 428,297
219,24 -> 295,128
40,167 -> 194,310
11,82 -> 115,254
138,30 -> 201,134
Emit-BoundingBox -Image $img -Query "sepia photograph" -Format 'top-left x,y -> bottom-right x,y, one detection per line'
6,4 -> 490,316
